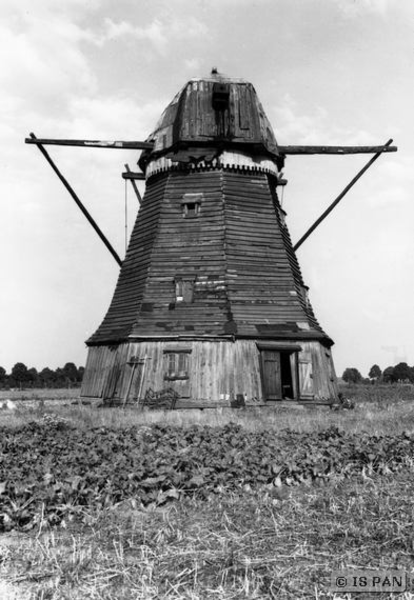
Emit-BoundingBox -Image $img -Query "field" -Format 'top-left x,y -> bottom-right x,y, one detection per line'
1,384 -> 414,599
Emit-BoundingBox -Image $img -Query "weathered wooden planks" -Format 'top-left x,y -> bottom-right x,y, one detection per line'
138,77 -> 280,171
81,339 -> 338,404
82,72 -> 340,406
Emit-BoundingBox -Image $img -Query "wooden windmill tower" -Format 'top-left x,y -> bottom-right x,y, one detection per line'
26,70 -> 397,408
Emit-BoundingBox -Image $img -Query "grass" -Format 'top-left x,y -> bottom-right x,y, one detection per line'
0,389 -> 80,402
2,383 -> 414,437
1,383 -> 414,599
2,471 -> 414,599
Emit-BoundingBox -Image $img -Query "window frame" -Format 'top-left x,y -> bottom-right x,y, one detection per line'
163,349 -> 192,381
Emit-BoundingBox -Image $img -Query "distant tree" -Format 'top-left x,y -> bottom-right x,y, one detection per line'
11,362 -> 30,389
62,362 -> 78,387
28,367 -> 39,388
382,366 -> 396,384
342,367 -> 363,384
77,366 -> 85,383
393,362 -> 413,383
368,364 -> 382,381
0,366 -> 6,386
39,367 -> 57,388
54,367 -> 66,388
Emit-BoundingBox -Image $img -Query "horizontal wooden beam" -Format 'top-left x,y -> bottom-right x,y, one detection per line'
122,171 -> 145,180
25,136 -> 154,150
25,137 -> 397,155
277,144 -> 397,155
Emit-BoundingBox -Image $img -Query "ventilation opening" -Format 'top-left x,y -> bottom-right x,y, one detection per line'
184,202 -> 198,218
181,193 -> 202,218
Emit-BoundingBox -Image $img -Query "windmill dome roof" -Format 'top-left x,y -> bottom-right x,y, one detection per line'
139,71 -> 279,170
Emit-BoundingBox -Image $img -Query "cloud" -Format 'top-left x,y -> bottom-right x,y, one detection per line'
67,95 -> 166,138
184,57 -> 202,72
0,19 -> 97,116
332,0 -> 400,17
0,0 -> 102,20
362,155 -> 414,209
93,16 -> 209,55
271,94 -> 377,145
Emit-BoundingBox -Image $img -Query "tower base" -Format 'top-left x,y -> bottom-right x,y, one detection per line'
81,339 -> 338,408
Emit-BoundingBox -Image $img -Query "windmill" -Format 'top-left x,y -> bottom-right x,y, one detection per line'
26,70 -> 397,408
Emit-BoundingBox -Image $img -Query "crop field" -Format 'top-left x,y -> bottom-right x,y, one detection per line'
1,384 -> 414,599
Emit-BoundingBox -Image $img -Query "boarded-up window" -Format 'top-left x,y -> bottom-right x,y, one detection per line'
175,278 -> 194,303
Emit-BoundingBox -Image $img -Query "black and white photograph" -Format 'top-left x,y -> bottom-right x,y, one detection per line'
1,0 -> 413,598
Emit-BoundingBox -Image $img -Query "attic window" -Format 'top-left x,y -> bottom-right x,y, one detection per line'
212,82 -> 230,111
181,193 -> 202,218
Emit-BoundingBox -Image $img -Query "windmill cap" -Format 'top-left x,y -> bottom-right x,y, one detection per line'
138,73 -> 279,171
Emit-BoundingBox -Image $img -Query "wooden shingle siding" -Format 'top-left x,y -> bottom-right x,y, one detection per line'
87,166 -> 329,344
222,171 -> 325,335
87,175 -> 167,343
129,169 -> 228,337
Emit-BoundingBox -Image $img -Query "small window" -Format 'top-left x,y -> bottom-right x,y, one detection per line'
175,277 -> 194,303
181,193 -> 203,219
184,202 -> 198,218
164,350 -> 191,380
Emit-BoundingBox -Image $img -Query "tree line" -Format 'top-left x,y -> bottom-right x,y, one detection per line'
0,362 -> 84,390
342,362 -> 414,385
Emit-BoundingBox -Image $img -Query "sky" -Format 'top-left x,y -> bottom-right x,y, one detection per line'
1,0 -> 413,377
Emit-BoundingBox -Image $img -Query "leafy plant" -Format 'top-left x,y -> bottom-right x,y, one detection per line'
1,419 -> 414,531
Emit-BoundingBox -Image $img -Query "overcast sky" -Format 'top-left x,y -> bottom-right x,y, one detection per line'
1,0 -> 413,377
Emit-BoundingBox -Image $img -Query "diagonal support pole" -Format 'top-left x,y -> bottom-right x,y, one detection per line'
124,164 -> 142,204
29,133 -> 122,267
293,139 -> 394,252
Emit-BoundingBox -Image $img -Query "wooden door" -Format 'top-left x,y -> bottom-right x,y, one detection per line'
299,352 -> 314,399
261,351 -> 282,400
120,359 -> 144,406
